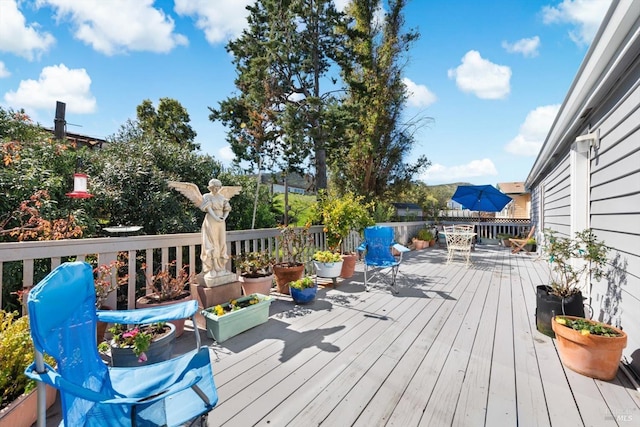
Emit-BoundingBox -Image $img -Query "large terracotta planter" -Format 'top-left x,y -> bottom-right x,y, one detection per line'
110,322 -> 176,367
552,315 -> 627,381
239,274 -> 273,296
273,264 -> 304,294
340,254 -> 357,278
413,239 -> 427,250
136,291 -> 191,337
0,385 -> 57,427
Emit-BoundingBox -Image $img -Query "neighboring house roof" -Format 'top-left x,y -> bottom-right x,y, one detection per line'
44,128 -> 106,149
526,0 -> 639,188
497,182 -> 526,195
392,202 -> 422,210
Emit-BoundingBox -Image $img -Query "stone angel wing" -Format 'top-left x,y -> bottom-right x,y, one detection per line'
219,186 -> 242,200
167,181 -> 203,208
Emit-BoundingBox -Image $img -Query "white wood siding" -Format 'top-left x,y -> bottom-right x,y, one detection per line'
541,155 -> 572,237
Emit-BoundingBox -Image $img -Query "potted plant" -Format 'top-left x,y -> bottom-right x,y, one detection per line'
313,250 -> 343,279
552,315 -> 627,380
201,293 -> 273,342
525,237 -> 537,252
93,260 -> 127,342
235,251 -> 274,296
136,261 -> 194,337
496,233 -> 513,247
536,229 -> 609,337
273,223 -> 314,294
99,321 -> 176,367
0,310 -> 57,427
289,276 -> 317,304
413,228 -> 434,249
316,191 -> 374,278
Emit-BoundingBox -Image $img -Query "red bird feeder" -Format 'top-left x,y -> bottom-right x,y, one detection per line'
66,173 -> 93,199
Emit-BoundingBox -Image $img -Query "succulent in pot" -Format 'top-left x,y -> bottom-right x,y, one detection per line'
313,250 -> 342,263
235,251 -> 274,278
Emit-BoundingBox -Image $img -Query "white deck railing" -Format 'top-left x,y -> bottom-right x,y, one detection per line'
0,220 -> 529,310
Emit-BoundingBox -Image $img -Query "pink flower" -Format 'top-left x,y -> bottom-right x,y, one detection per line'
138,352 -> 148,363
122,328 -> 139,339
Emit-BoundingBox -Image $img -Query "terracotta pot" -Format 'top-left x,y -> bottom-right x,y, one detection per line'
96,304 -> 114,343
136,292 -> 191,338
239,274 -> 273,296
273,264 -> 305,294
0,385 -> 57,427
340,254 -> 357,278
413,239 -> 427,250
552,315 -> 627,380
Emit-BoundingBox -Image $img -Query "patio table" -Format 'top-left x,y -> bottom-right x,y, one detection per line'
443,227 -> 476,266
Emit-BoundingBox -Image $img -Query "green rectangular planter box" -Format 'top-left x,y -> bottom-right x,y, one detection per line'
201,293 -> 272,342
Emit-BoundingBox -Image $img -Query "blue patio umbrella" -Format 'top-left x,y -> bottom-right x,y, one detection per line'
451,185 -> 512,212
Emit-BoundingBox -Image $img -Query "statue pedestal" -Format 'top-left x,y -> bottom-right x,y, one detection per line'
191,273 -> 242,330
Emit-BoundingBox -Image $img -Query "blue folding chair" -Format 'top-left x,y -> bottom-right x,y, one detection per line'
358,226 -> 410,293
25,261 -> 218,427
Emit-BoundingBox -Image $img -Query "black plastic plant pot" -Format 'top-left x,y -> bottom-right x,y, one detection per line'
535,285 -> 584,338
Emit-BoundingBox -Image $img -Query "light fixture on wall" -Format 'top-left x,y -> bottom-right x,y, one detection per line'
573,129 -> 599,154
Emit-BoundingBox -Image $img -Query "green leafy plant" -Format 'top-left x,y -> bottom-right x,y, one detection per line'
496,233 -> 513,239
415,228 -> 434,241
554,316 -> 621,337
317,191 -> 374,253
313,250 -> 342,263
100,322 -> 170,363
234,251 -> 274,278
276,223 -> 315,267
543,228 -> 609,297
0,311 -> 55,410
289,276 -> 315,290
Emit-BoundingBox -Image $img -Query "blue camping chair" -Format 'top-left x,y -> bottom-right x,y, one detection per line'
25,261 -> 218,427
358,226 -> 410,293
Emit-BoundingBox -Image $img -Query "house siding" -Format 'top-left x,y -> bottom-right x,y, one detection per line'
526,1 -> 640,375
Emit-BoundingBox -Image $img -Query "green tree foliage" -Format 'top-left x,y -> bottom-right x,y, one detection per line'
329,0 -> 430,202
217,171 -> 277,231
136,98 -> 198,150
209,0 -> 345,189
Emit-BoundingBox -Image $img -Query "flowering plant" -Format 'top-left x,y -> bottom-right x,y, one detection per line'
212,296 -> 260,316
100,322 -> 170,363
141,261 -> 193,302
94,260 -> 127,308
276,223 -> 314,267
289,276 -> 315,290
313,250 -> 342,263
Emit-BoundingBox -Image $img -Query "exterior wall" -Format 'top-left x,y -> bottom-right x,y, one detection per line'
586,58 -> 640,370
527,5 -> 640,375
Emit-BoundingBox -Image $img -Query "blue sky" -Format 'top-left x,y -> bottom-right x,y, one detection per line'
0,0 -> 611,185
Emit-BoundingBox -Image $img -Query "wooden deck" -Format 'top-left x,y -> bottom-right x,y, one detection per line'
41,245 -> 640,426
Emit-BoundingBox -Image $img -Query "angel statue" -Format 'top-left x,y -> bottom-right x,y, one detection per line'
168,179 -> 242,283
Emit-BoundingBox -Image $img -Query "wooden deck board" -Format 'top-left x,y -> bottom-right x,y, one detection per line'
42,245 -> 640,426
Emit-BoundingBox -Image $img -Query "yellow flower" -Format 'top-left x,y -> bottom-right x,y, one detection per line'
213,305 -> 224,316
555,317 -> 567,325
580,329 -> 590,336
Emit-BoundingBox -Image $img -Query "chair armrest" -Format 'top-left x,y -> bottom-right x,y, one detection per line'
392,243 -> 410,253
25,362 -> 202,406
97,300 -> 198,324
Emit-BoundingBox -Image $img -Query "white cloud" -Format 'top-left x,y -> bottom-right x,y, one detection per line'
420,158 -> 498,183
505,104 -> 560,156
403,78 -> 436,108
0,0 -> 55,60
542,0 -> 611,46
447,50 -> 511,99
218,145 -> 236,162
4,64 -> 96,114
0,62 -> 10,78
502,36 -> 540,57
174,0 -> 252,44
38,0 -> 187,55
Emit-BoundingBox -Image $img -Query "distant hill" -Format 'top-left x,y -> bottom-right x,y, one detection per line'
426,182 -> 472,200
